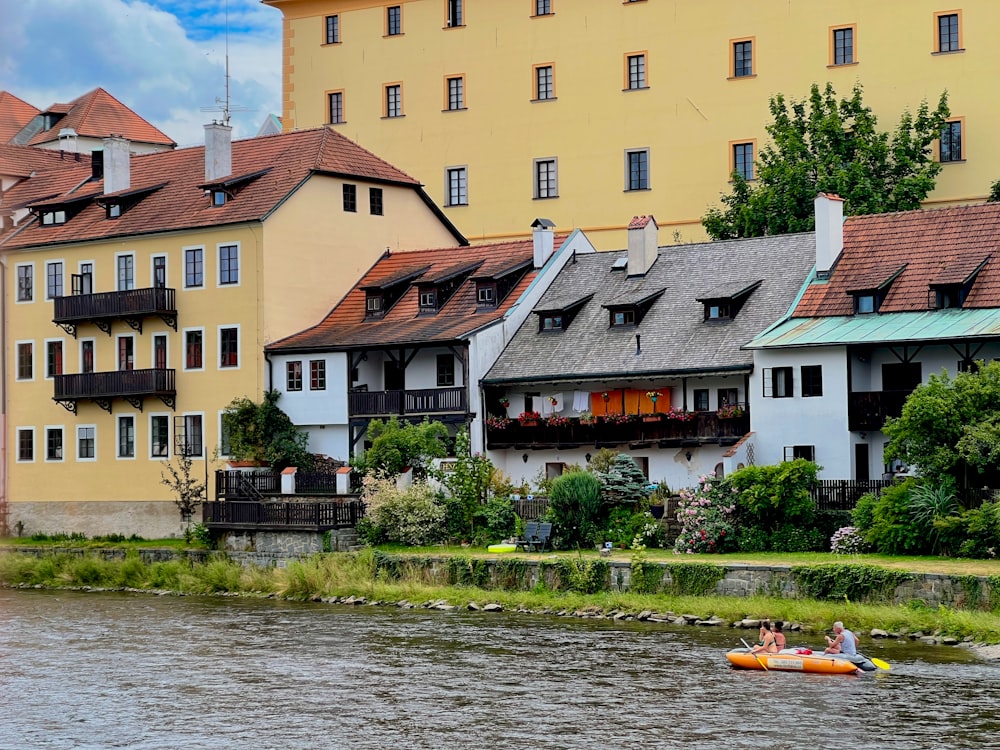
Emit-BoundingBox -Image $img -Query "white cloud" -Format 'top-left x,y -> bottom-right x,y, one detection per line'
0,0 -> 282,147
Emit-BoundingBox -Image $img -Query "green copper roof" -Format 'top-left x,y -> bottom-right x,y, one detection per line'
746,308 -> 1000,350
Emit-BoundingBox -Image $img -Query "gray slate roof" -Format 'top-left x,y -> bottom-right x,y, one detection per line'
484,232 -> 816,384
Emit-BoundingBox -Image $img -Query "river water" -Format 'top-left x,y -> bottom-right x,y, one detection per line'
1,589 -> 998,750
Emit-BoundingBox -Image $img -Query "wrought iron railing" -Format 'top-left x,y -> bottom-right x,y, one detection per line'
53,287 -> 176,322
53,368 -> 176,400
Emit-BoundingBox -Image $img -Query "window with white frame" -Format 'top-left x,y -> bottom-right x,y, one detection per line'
446,167 -> 468,206
185,247 -> 204,288
117,254 -> 134,291
219,244 -> 239,285
16,264 -> 33,302
46,427 -> 64,461
151,415 -> 170,458
46,340 -> 63,378
46,261 -> 64,299
625,149 -> 649,191
16,342 -> 33,381
310,360 -> 327,390
77,425 -> 96,460
117,416 -> 135,458
17,428 -> 34,462
287,360 -> 303,391
219,327 -> 239,368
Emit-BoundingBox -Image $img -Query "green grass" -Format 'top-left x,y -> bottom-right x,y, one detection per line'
0,536 -> 200,551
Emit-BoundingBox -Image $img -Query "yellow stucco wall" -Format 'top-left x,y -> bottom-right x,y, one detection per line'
267,0 -> 993,248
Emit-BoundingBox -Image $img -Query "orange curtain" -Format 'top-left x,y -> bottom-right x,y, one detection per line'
590,389 -> 626,415
590,389 -> 670,414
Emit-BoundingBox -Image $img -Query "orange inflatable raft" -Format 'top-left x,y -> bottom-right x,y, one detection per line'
726,648 -> 874,674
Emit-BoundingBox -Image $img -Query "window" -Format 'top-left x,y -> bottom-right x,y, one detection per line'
437,354 -> 455,386
17,342 -> 33,380
219,244 -> 239,285
446,167 -> 468,206
212,190 -> 227,207
17,428 -> 34,462
446,76 -> 465,110
325,14 -> 340,44
385,84 -> 403,118
387,6 -> 402,35
625,149 -> 649,191
764,366 -> 794,398
152,256 -> 166,288
328,91 -> 345,124
534,158 -> 558,199
535,0 -> 552,15
343,184 -> 357,212
732,141 -> 754,180
76,262 -> 94,295
287,361 -> 303,391
118,416 -> 135,458
940,119 -> 963,162
732,38 -> 754,77
540,315 -> 562,331
46,340 -> 63,378
534,64 -> 554,100
477,284 -> 496,306
706,303 -> 731,320
16,264 -> 33,302
108,203 -> 122,218
310,360 -> 327,390
182,415 -> 204,457
77,426 -> 96,460
802,365 -> 823,397
46,261 -> 64,299
151,415 -> 170,458
831,25 -> 855,65
185,248 -> 204,288
219,327 -> 239,368
116,254 -> 134,291
446,0 -> 463,27
718,388 -> 739,408
219,413 -> 232,457
185,329 -> 203,370
784,445 -> 816,462
935,12 -> 961,53
855,294 -> 875,314
611,309 -> 635,326
118,336 -> 134,371
419,289 -> 437,310
366,294 -> 383,316
369,188 -> 384,216
693,389 -> 710,411
545,462 -> 566,481
40,210 -> 66,225
81,339 -> 95,374
46,427 -> 64,461
626,53 -> 647,90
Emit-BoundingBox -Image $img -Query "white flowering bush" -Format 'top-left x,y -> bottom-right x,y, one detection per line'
673,475 -> 737,554
360,473 -> 446,546
830,525 -> 867,555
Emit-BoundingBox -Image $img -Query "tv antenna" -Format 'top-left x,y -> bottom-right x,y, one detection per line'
199,0 -> 253,125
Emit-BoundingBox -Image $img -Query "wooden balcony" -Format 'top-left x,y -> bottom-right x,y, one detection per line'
53,287 -> 177,336
348,387 -> 467,417
848,390 -> 910,432
486,412 -> 750,450
53,368 -> 176,414
202,500 -> 364,531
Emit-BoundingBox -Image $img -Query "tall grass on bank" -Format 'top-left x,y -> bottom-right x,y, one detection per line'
5,550 -> 1000,643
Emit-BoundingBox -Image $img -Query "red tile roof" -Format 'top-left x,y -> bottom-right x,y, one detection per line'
0,127 -> 445,250
268,238 -> 567,351
24,88 -> 176,148
628,215 -> 656,230
0,142 -> 91,179
0,91 -> 40,144
795,203 -> 1000,317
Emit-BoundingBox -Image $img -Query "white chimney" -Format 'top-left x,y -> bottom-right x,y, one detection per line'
103,135 -> 131,194
814,193 -> 844,279
532,217 -> 556,268
204,122 -> 233,182
58,128 -> 78,153
627,215 -> 658,276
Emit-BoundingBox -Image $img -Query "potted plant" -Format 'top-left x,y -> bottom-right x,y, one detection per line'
546,414 -> 570,427
716,404 -> 745,419
499,396 -> 510,409
518,410 -> 542,426
221,390 -> 313,470
486,415 -> 512,429
578,411 -> 596,425
642,390 -> 663,421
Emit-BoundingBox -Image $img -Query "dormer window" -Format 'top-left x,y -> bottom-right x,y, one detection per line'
97,183 -> 165,220
415,260 -> 483,315
366,294 -> 384,317
419,289 -> 437,311
41,210 -> 67,225
534,294 -> 592,333
697,280 -> 760,322
472,258 -> 532,311
603,289 -> 663,328
212,190 -> 227,206
855,294 -> 875,314
361,265 -> 431,321
541,315 -> 563,331
611,309 -> 635,327
197,168 -> 270,208
107,204 -> 122,219
477,283 -> 497,308
847,265 -> 906,316
928,256 -> 988,310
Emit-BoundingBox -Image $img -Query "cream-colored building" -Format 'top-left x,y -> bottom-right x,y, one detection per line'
0,125 -> 463,537
264,0 -> 991,247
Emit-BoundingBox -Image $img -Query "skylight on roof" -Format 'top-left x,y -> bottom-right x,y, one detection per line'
611,257 -> 629,271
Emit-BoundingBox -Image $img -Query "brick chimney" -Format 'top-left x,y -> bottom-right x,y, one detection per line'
102,136 -> 131,194
204,122 -> 233,182
531,217 -> 556,268
814,193 -> 844,279
627,215 -> 658,276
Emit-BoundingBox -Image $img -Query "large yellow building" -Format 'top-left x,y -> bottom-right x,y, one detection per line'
264,0 -> 993,247
0,125 -> 463,536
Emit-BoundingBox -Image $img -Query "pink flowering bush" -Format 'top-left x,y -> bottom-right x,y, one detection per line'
673,474 -> 737,554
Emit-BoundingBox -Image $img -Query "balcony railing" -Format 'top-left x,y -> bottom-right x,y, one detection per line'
202,500 -> 364,531
53,287 -> 177,335
847,390 -> 910,432
486,411 -> 750,450
53,368 -> 176,413
349,387 -> 467,417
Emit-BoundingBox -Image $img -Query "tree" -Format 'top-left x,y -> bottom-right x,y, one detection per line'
594,454 -> 651,508
160,454 -> 205,522
702,82 -> 950,239
884,361 -> 1000,488
988,179 -> 1000,203
443,429 -> 495,540
221,390 -> 312,470
354,416 -> 449,478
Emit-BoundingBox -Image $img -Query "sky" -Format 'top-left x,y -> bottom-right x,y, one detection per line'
0,0 -> 283,147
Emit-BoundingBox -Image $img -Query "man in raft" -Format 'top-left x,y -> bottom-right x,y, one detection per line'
823,621 -> 858,655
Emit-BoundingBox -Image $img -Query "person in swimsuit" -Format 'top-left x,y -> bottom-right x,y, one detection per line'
772,620 -> 787,651
751,619 -> 777,654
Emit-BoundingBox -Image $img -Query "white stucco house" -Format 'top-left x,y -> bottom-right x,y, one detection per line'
265,222 -> 596,459
746,195 -> 1000,480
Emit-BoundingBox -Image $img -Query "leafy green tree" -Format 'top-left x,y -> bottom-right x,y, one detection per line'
728,459 -> 819,530
221,390 -> 312,470
443,429 -> 494,540
988,179 -> 1000,203
884,361 -> 1000,488
702,82 -> 950,239
355,416 -> 448,478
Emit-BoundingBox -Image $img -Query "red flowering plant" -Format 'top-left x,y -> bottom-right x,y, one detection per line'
485,415 -> 512,429
716,404 -> 745,419
604,412 -> 636,425
665,407 -> 697,422
518,410 -> 542,425
545,414 -> 571,427
673,474 -> 737,554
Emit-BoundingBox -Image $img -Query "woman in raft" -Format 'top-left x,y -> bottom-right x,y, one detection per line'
750,619 -> 778,654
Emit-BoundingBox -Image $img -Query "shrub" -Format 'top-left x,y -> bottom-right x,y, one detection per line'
595,454 -> 652,509
939,501 -> 1000,559
729,460 -> 819,530
863,478 -> 928,555
601,507 -> 667,548
736,526 -> 770,552
771,524 -> 826,553
909,480 -> 959,554
360,474 -> 446,546
473,496 -> 518,544
547,470 -> 603,548
792,564 -> 911,603
852,492 -> 878,534
673,475 -> 736,554
830,526 -> 867,554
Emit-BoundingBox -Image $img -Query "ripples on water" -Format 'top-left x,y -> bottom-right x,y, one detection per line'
1,589 -> 998,750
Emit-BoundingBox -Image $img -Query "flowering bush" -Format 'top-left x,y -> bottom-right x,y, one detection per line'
665,407 -> 696,422
518,411 -> 541,425
830,525 -> 867,554
716,404 -> 745,419
605,413 -> 636,424
546,414 -> 571,427
485,416 -> 512,429
360,473 -> 445,546
673,475 -> 737,554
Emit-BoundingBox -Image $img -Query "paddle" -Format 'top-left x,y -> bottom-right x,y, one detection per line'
740,637 -> 768,671
868,656 -> 891,671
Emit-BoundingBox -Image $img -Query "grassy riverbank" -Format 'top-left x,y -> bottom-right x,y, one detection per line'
4,548 -> 1000,645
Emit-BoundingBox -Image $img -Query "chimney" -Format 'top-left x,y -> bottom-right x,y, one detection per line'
627,215 -> 658,276
102,136 -> 131,194
531,217 -> 556,268
814,193 -> 844,279
204,122 -> 233,182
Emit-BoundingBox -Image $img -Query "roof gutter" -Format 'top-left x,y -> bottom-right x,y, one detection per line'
482,362 -> 753,387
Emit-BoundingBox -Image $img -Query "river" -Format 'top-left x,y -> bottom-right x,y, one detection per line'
1,588 -> 998,749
